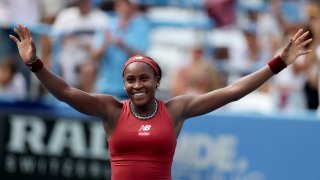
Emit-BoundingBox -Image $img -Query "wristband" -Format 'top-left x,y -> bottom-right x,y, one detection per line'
25,57 -> 44,72
268,55 -> 287,74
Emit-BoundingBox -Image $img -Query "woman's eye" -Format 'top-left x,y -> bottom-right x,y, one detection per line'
126,79 -> 134,83
141,76 -> 149,81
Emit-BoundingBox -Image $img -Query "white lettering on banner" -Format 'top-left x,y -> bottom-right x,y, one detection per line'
6,115 -> 108,159
75,160 -> 86,178
4,115 -> 111,179
61,158 -> 73,177
38,158 -> 47,174
47,120 -> 87,157
7,116 -> 46,154
4,154 -> 16,173
174,133 -> 237,170
89,122 -> 109,159
20,156 -> 36,173
49,158 -> 60,175
88,161 -> 103,178
4,154 -> 110,179
173,133 -> 266,180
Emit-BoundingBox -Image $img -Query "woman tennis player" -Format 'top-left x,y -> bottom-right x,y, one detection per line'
10,23 -> 311,179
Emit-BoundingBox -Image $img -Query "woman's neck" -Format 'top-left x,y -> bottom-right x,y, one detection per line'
130,99 -> 158,120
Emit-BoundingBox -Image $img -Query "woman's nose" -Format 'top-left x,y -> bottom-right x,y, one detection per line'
133,80 -> 142,89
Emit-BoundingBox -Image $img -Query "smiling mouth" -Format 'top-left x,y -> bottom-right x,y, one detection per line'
133,92 -> 146,97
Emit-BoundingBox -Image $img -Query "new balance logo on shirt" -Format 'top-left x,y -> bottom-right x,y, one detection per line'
138,125 -> 151,136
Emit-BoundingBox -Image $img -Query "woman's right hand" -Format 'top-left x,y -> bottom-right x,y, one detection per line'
9,23 -> 37,63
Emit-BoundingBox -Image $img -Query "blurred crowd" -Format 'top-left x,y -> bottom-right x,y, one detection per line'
0,0 -> 319,114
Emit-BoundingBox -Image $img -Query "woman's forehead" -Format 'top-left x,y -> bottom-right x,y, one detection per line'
124,62 -> 154,74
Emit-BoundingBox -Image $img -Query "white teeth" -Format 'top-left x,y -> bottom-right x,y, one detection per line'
134,93 -> 145,97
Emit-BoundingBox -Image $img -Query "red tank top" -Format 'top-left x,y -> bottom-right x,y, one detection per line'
108,100 -> 177,180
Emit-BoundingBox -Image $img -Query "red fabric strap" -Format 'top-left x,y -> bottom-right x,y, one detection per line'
25,57 -> 44,72
122,55 -> 159,77
268,55 -> 287,74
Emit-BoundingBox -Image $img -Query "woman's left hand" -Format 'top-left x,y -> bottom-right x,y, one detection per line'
280,29 -> 312,65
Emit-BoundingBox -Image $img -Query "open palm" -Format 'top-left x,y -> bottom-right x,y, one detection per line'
9,24 -> 37,63
280,29 -> 312,65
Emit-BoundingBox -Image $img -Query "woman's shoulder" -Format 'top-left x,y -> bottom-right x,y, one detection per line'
164,95 -> 193,111
163,95 -> 195,123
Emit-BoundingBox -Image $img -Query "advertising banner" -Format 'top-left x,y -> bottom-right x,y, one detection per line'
0,114 -> 110,180
0,102 -> 319,180
172,112 -> 320,180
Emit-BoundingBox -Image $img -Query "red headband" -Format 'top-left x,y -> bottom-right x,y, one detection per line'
122,55 -> 159,77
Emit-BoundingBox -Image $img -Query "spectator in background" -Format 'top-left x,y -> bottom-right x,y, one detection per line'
317,50 -> 320,113
227,25 -> 273,113
0,57 -> 27,101
271,0 -> 319,111
228,24 -> 272,82
303,2 -> 319,111
51,0 -> 109,92
92,0 -> 151,99
205,0 -> 236,27
239,0 -> 282,55
170,47 -> 223,96
270,26 -> 310,112
36,0 -> 71,101
306,0 -> 320,113
1,0 -> 41,25
0,0 -> 41,94
40,0 -> 70,63
40,0 -> 100,64
0,0 -> 41,58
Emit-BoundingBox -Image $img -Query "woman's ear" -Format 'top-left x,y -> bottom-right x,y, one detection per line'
156,76 -> 161,88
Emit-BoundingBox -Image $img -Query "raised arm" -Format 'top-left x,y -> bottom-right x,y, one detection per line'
178,29 -> 312,119
9,24 -> 111,118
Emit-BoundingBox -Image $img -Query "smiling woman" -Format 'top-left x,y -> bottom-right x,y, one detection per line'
122,55 -> 161,108
10,22 -> 312,179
